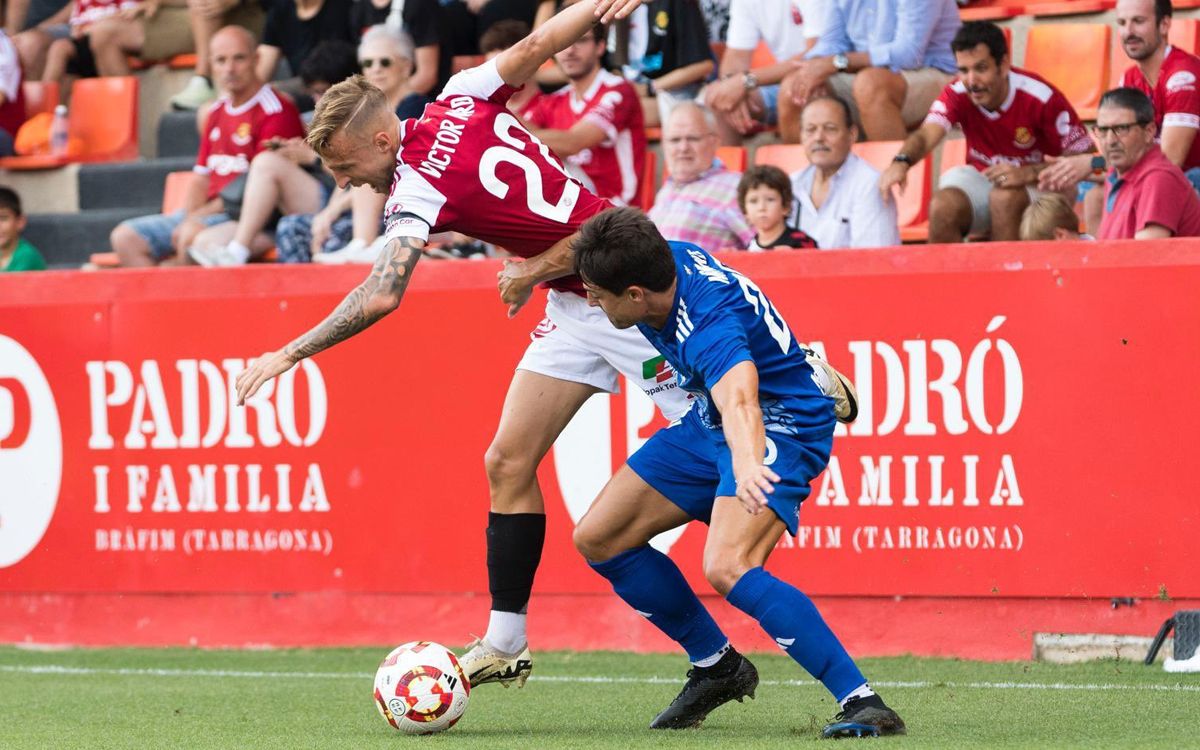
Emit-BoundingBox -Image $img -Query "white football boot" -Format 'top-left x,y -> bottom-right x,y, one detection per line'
459,638 -> 533,688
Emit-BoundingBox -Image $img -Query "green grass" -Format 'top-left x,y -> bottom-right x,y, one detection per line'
1,646 -> 1196,749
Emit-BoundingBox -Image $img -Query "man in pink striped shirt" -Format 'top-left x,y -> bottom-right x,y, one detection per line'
649,102 -> 755,250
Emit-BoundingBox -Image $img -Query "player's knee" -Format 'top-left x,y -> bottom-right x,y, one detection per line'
571,519 -> 609,563
702,554 -> 751,597
483,441 -> 536,491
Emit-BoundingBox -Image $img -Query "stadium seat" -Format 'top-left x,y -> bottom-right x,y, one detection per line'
1169,18 -> 1200,55
0,76 -> 138,169
1024,24 -> 1110,120
21,81 -> 59,118
639,151 -> 657,211
87,169 -> 193,268
958,0 -> 1025,21
851,140 -> 933,242
1024,0 -> 1113,17
752,143 -> 810,174
716,145 -> 747,172
939,138 -> 968,176
750,40 -> 776,68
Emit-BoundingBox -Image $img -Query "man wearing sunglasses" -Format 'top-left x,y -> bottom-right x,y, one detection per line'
1095,87 -> 1200,239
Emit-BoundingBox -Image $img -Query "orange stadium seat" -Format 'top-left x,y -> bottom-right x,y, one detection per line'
959,0 -> 1026,21
1169,18 -> 1200,54
0,76 -> 138,169
750,40 -> 776,69
752,143 -> 810,174
716,145 -> 747,171
1024,0 -> 1113,17
852,141 -> 933,242
639,151 -> 658,211
1024,24 -> 1110,120
939,138 -> 968,175
22,81 -> 59,117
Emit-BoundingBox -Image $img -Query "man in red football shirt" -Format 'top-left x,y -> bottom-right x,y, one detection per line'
522,20 -> 646,206
110,25 -> 305,266
877,21 -> 1094,243
235,0 -> 857,695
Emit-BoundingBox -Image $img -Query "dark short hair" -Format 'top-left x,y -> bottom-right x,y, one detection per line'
1100,86 -> 1156,123
951,21 -> 1008,66
737,165 -> 793,213
0,186 -> 22,215
479,19 -> 530,55
802,94 -> 854,129
573,207 -> 675,294
299,40 -> 359,88
1155,0 -> 1173,23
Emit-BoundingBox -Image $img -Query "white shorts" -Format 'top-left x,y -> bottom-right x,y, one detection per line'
939,165 -> 1042,237
517,290 -> 693,423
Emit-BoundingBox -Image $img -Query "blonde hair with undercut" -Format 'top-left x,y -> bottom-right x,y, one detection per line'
305,74 -> 391,156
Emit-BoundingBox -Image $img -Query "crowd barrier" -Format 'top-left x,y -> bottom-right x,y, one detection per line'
1,239 -> 1197,659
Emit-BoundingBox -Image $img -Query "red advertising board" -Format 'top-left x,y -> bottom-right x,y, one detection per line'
1,240 -> 1197,609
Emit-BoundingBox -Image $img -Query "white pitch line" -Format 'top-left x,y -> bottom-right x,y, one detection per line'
1,664 -> 1198,693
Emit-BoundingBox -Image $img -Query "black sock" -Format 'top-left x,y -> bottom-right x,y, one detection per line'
486,512 -> 546,613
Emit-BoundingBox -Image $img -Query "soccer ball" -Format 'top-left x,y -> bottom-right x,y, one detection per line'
373,641 -> 471,734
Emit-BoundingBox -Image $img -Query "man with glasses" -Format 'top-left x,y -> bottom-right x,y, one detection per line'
523,21 -> 646,206
1095,87 -> 1200,239
648,101 -> 755,250
877,21 -> 1093,243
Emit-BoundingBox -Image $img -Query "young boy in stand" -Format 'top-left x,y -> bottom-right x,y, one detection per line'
0,187 -> 45,271
737,165 -> 817,251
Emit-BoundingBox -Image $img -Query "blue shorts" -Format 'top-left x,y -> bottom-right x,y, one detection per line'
757,84 -> 780,126
627,413 -> 831,536
119,209 -> 232,260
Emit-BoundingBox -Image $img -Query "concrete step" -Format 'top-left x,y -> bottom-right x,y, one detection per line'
78,157 -> 196,211
157,110 -> 202,160
25,207 -> 148,268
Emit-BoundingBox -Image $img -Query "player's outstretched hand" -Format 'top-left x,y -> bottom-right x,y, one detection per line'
593,0 -> 643,23
498,259 -> 535,318
235,349 -> 298,406
735,464 -> 780,515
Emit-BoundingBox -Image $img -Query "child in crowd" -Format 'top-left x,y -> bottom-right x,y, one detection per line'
1018,193 -> 1093,242
737,165 -> 817,251
0,187 -> 46,271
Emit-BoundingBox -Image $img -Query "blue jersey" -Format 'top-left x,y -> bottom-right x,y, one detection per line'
635,243 -> 835,437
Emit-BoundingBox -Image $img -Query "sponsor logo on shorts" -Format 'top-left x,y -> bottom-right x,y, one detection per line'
0,335 -> 63,568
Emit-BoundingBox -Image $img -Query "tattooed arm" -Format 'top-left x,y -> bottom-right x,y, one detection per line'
235,236 -> 424,405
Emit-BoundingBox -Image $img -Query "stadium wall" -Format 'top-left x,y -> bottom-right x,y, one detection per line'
1,240 -> 1197,660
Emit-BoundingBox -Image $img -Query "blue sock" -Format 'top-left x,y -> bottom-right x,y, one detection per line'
727,566 -> 866,702
589,546 -> 729,663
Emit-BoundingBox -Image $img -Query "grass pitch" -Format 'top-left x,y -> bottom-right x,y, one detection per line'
1,646 -> 1195,749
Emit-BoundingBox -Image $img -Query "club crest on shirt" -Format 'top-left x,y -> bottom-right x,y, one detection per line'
232,122 -> 253,147
1013,126 -> 1034,148
655,9 -> 669,31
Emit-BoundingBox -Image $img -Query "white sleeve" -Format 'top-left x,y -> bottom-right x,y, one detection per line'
0,32 -> 20,102
797,0 -> 826,40
438,57 -> 506,102
724,0 -> 763,52
851,161 -> 900,248
382,162 -> 447,244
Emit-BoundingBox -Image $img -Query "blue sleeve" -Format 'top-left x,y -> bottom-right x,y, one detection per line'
868,0 -> 939,70
684,311 -> 754,391
807,1 -> 852,59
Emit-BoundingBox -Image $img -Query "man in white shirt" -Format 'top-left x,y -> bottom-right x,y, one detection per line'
703,0 -> 824,144
789,96 -> 900,248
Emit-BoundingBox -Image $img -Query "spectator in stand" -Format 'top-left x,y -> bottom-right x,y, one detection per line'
649,101 -> 754,249
297,39 -> 359,116
80,0 -> 220,79
737,165 -> 818,250
524,19 -> 645,206
349,0 -> 439,100
0,29 -> 25,156
110,26 -> 306,266
699,0 -> 729,44
40,0 -> 154,83
1095,87 -> 1200,239
703,0 -> 824,145
877,22 -> 1092,243
11,1 -> 70,80
257,0 -> 356,105
786,0 -> 960,142
621,0 -> 712,127
1019,193 -> 1091,241
791,95 -> 899,248
168,0 -> 265,110
0,186 -> 44,270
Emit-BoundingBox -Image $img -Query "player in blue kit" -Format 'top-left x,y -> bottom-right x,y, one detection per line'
570,207 -> 905,738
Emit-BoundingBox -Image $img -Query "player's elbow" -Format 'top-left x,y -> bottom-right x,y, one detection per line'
366,290 -> 402,318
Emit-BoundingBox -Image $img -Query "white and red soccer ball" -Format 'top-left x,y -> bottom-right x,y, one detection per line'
373,641 -> 471,734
